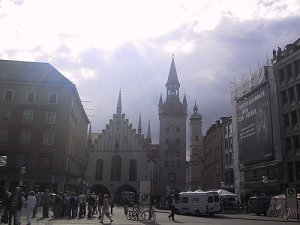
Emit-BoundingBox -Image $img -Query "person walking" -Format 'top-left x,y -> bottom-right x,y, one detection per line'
100,194 -> 113,223
7,187 -> 22,225
168,202 -> 176,221
97,193 -> 103,218
41,189 -> 51,218
26,191 -> 37,225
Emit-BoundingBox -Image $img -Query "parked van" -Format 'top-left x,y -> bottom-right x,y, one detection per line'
248,195 -> 271,216
174,190 -> 220,216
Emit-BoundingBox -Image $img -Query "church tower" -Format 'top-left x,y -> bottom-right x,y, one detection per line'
157,56 -> 187,196
187,102 -> 204,191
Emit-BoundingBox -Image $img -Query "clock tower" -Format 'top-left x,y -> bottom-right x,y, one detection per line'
157,56 -> 187,196
187,102 -> 204,191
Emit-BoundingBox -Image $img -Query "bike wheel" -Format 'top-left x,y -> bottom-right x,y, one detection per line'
150,211 -> 156,221
138,210 -> 146,221
126,211 -> 133,220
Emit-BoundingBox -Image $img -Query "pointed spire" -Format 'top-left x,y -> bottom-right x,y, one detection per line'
193,101 -> 198,113
159,93 -> 163,106
138,113 -> 142,135
183,94 -> 187,106
166,55 -> 180,87
117,88 -> 122,115
147,120 -> 152,142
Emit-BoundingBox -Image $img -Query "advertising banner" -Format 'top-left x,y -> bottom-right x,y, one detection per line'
139,180 -> 151,205
236,84 -> 273,163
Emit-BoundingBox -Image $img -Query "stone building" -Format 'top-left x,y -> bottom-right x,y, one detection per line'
156,57 -> 188,196
272,38 -> 300,188
0,60 -> 89,194
203,120 -> 223,190
86,90 -> 155,201
186,102 -> 204,191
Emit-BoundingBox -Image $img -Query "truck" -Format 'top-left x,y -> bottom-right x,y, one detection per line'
174,190 -> 220,216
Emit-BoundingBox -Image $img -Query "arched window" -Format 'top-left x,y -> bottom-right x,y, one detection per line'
95,159 -> 103,180
111,155 -> 121,181
129,159 -> 137,181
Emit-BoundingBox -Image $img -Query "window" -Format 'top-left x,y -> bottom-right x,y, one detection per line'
20,131 -> 31,144
95,159 -> 103,180
176,138 -> 180,144
214,196 -> 219,202
0,129 -> 8,143
195,136 -> 198,141
23,111 -> 33,123
170,161 -> 174,167
169,173 -> 175,181
44,132 -> 54,145
182,197 -> 188,203
165,138 -> 169,144
129,159 -> 137,181
111,155 -> 121,181
45,112 -> 56,124
1,109 -> 11,121
48,93 -> 58,104
39,153 -> 51,169
26,91 -> 35,103
208,196 -> 213,203
176,127 -> 180,133
4,90 -> 13,102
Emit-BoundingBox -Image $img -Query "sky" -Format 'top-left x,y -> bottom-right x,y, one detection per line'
1,0 -> 300,157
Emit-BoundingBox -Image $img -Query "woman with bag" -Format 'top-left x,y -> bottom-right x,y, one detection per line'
100,194 -> 113,223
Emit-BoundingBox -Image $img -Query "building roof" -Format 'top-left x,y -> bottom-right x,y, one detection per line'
0,59 -> 73,86
166,57 -> 180,87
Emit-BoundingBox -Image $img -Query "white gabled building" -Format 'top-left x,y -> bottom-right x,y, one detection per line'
86,90 -> 155,202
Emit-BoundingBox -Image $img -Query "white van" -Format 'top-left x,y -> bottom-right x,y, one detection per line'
174,190 -> 220,216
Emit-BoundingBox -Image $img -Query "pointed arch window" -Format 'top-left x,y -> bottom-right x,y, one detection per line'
129,159 -> 137,181
111,155 -> 121,181
95,159 -> 103,180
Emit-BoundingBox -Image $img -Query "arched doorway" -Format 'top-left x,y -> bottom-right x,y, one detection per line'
115,184 -> 137,205
90,184 -> 109,195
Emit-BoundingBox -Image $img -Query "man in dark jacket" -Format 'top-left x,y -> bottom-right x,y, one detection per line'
8,187 -> 22,225
41,189 -> 51,218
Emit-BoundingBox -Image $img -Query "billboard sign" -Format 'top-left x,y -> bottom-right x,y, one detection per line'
236,84 -> 273,163
139,180 -> 151,205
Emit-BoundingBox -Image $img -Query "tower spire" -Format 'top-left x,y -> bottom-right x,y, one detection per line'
166,56 -> 180,98
117,88 -> 122,115
138,113 -> 142,135
147,120 -> 152,143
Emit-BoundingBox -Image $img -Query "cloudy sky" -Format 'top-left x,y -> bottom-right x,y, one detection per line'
1,0 -> 300,154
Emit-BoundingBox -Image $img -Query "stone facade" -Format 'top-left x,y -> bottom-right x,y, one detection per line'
156,57 -> 188,196
86,90 -> 155,201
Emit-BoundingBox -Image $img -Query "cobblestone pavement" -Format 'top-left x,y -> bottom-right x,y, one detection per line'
13,207 -> 299,225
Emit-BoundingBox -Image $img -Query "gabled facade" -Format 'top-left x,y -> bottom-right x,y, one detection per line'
86,90 -> 155,201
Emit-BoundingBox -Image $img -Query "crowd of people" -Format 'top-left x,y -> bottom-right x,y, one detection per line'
1,186 -> 114,225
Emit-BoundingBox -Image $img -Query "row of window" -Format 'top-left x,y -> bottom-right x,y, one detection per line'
279,59 -> 300,86
165,138 -> 181,144
0,130 -> 54,145
95,157 -> 137,181
1,109 -> 56,124
165,160 -> 181,168
166,126 -> 181,133
280,84 -> 300,109
285,135 -> 300,151
3,90 -> 58,104
283,110 -> 300,128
